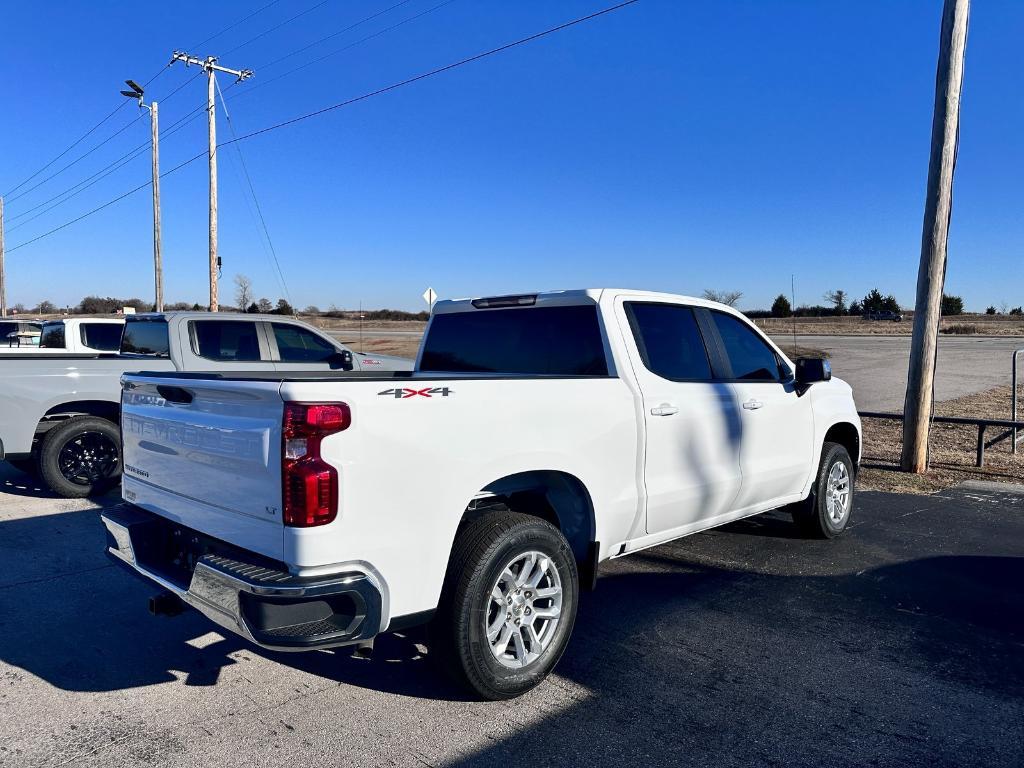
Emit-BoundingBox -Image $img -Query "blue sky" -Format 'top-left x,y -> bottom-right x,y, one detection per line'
1,1 -> 1022,312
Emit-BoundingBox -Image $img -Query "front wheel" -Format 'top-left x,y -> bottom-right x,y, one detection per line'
37,417 -> 121,498
791,441 -> 855,538
431,511 -> 579,700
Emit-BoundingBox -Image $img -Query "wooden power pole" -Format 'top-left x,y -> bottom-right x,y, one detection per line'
121,80 -> 163,312
171,52 -> 253,312
902,0 -> 970,473
151,101 -> 163,312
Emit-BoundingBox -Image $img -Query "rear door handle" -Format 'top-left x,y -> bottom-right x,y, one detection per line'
742,399 -> 764,410
651,404 -> 679,416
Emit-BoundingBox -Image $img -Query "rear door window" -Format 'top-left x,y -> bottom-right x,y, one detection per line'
39,322 -> 66,349
626,303 -> 712,381
192,320 -> 263,361
80,322 -> 123,352
419,305 -> 608,375
710,311 -> 781,382
121,320 -> 170,357
271,323 -> 338,362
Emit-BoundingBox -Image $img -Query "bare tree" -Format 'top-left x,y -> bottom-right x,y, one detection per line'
702,289 -> 743,307
256,297 -> 273,313
234,274 -> 253,311
824,289 -> 848,314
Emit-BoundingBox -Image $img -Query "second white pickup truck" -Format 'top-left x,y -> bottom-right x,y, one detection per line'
103,289 -> 860,699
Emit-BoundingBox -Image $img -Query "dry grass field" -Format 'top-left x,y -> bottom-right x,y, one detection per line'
754,314 -> 1024,336
859,384 -> 1024,494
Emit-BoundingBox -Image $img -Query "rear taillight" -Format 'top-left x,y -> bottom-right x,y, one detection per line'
282,402 -> 351,527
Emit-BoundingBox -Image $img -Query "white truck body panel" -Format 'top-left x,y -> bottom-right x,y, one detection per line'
116,289 -> 861,630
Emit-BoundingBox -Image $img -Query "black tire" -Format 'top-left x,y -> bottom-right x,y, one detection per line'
791,441 -> 855,539
430,511 -> 579,700
38,417 -> 121,498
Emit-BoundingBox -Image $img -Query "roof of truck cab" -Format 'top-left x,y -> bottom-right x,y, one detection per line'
129,311 -> 298,322
431,289 -> 744,314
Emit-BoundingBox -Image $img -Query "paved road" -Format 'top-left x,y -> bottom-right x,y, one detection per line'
772,335 -> 1024,411
0,465 -> 1020,767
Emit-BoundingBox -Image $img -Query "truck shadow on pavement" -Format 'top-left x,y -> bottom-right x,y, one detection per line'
0,492 -> 1021,764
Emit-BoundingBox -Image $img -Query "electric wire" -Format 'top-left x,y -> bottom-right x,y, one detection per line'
223,0 -> 333,55
5,0 -> 641,255
232,0 -> 460,103
7,1 -> 443,214
255,0 -> 415,69
2,0 -> 284,202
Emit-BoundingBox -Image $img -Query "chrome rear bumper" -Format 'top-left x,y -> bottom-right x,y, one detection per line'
101,503 -> 382,652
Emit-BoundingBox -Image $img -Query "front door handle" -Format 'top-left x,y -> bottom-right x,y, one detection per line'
651,404 -> 679,416
742,399 -> 764,410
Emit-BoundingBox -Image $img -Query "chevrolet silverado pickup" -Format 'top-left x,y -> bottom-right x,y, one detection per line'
102,289 -> 860,699
0,318 -> 125,354
0,311 -> 411,497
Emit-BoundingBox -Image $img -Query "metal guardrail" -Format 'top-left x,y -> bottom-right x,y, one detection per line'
859,411 -> 1024,468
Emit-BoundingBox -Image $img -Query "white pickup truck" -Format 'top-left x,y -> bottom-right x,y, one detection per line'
102,289 -> 860,699
1,312 -> 410,497
0,318 -> 126,354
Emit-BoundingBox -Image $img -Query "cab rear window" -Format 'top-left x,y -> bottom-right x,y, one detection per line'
121,320 -> 170,357
419,305 -> 608,375
80,323 -> 124,352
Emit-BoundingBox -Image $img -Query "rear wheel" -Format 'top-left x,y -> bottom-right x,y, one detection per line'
38,417 -> 121,498
431,511 -> 579,700
791,441 -> 854,538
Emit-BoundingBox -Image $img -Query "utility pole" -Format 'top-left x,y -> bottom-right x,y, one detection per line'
901,0 -> 970,473
0,196 -> 6,318
171,52 -> 253,312
120,80 -> 163,311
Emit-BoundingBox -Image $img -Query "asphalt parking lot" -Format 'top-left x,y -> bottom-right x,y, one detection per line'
0,465 -> 1021,768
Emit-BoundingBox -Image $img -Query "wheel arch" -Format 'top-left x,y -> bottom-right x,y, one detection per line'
823,421 -> 861,467
462,470 -> 598,585
39,400 -> 120,430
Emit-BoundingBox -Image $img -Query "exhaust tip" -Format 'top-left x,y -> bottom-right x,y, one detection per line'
149,590 -> 184,617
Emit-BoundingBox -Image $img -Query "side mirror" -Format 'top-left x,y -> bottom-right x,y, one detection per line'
795,357 -> 831,394
329,350 -> 354,370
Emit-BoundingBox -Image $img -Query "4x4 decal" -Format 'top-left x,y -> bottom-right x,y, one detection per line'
378,387 -> 453,399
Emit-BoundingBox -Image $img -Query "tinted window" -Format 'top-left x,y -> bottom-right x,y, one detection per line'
192,320 -> 262,361
420,305 -> 608,375
627,303 -> 712,381
0,322 -> 17,338
80,322 -> 123,352
39,322 -> 66,349
121,320 -> 170,357
711,311 -> 780,381
272,323 -> 338,362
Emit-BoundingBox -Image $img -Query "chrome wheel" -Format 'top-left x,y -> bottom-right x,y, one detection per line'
485,550 -> 563,669
57,431 -> 119,486
825,461 -> 851,524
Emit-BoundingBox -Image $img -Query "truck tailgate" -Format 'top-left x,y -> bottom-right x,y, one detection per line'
121,375 -> 286,561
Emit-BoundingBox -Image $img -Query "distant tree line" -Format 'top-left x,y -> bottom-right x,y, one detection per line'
744,287 -> 970,319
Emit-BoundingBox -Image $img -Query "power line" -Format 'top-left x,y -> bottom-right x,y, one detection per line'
190,0 -> 285,51
8,2 -> 444,214
2,0 -> 285,201
233,0 -> 459,102
214,76 -> 292,305
4,70 -> 202,206
256,0 -> 416,69
224,0 -> 640,147
224,0 -> 333,55
5,0 -> 641,255
0,66 -> 169,199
